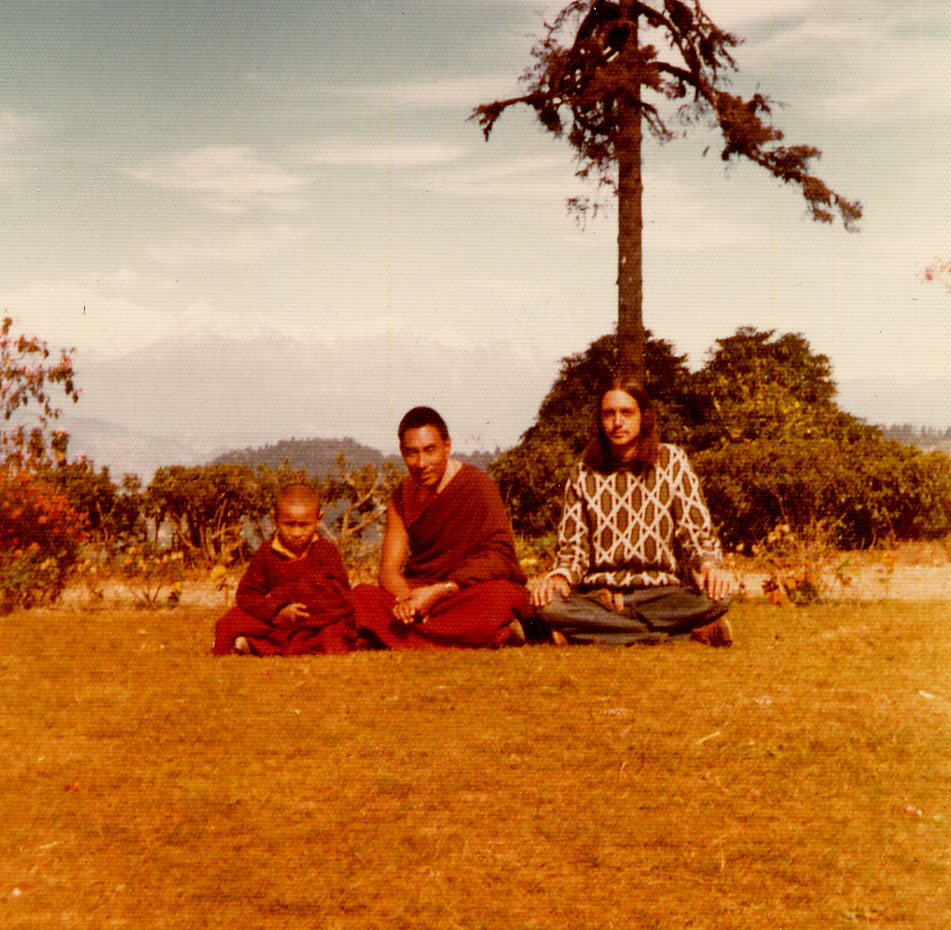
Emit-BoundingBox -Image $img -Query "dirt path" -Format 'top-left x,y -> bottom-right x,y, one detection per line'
59,541 -> 951,611
730,538 -> 951,602
735,562 -> 951,601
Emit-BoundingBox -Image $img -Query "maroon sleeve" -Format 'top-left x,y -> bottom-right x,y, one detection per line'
235,544 -> 284,621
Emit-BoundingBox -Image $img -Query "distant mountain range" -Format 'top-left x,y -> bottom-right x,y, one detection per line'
50,333 -> 951,480
210,436 -> 394,473
211,436 -> 498,476
55,330 -> 554,478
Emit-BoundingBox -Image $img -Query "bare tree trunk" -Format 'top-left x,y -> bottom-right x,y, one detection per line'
616,3 -> 644,381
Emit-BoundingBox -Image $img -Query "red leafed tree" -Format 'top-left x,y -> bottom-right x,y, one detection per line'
923,258 -> 951,292
1,315 -> 79,469
472,0 -> 862,379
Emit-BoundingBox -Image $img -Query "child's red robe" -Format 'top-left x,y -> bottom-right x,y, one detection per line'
212,536 -> 355,656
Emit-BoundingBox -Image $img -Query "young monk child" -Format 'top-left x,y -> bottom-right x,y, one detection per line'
212,482 -> 356,656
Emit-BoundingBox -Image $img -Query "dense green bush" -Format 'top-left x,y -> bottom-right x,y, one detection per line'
41,459 -> 144,556
695,438 -> 951,549
143,458 -> 399,568
145,463 -> 275,565
494,325 -> 951,547
0,471 -> 88,612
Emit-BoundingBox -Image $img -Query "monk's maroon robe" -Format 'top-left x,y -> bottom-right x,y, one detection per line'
352,465 -> 530,650
212,536 -> 355,656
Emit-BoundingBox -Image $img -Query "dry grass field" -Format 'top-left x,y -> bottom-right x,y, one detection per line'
2,597 -> 949,929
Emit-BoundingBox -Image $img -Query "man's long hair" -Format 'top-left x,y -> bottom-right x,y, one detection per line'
583,377 -> 660,473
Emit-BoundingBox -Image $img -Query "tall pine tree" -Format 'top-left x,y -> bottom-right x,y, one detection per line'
473,1 -> 861,379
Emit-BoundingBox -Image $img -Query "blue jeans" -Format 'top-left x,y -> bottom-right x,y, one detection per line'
536,585 -> 732,645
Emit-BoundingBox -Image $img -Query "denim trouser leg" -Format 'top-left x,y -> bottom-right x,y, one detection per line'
625,585 -> 731,635
536,585 -> 732,645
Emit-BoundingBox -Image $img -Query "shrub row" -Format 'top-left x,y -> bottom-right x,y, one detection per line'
694,438 -> 951,549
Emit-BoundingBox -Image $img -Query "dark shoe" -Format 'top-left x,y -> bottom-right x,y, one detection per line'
507,619 -> 527,646
690,616 -> 733,648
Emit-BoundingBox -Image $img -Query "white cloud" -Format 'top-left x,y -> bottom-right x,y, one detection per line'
0,108 -> 42,146
1,271 -> 186,356
127,146 -> 309,213
702,0 -> 825,27
301,141 -> 465,167
746,11 -> 951,123
145,225 -> 309,267
409,152 -> 593,199
340,73 -> 523,110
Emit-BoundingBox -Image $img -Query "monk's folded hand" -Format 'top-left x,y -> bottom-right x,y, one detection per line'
275,602 -> 310,626
401,584 -> 453,624
394,587 -> 436,624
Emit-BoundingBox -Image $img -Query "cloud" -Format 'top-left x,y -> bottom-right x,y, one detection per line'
334,73 -> 523,110
407,153 -> 591,199
737,8 -> 951,124
702,0 -> 825,27
0,108 -> 42,147
127,146 -> 309,213
300,141 -> 465,167
1,270 -> 185,356
145,224 -> 309,267
0,108 -> 44,187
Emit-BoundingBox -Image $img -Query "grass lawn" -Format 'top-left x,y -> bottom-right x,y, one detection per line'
1,599 -> 949,929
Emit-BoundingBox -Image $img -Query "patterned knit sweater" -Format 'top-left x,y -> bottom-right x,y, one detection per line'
550,444 -> 722,590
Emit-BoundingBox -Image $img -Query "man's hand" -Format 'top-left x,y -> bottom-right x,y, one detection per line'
275,602 -> 309,626
694,563 -> 735,601
392,584 -> 453,624
531,573 -> 571,609
595,587 -> 625,612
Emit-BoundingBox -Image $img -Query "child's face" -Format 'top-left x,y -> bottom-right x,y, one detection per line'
275,499 -> 321,555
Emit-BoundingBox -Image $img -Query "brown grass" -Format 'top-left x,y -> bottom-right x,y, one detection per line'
2,600 -> 949,928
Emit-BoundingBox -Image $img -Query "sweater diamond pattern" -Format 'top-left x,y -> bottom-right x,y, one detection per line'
552,445 -> 722,589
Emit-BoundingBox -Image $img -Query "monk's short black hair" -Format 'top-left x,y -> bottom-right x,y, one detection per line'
398,406 -> 449,444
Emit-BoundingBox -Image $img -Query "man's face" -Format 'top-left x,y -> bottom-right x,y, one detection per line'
274,498 -> 321,555
400,425 -> 451,488
600,388 -> 642,455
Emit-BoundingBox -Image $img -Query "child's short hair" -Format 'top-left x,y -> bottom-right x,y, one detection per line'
275,482 -> 320,514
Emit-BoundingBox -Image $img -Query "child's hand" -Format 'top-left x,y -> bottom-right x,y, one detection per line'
275,602 -> 309,625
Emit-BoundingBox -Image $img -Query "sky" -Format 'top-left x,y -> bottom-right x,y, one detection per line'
2,0 -> 951,459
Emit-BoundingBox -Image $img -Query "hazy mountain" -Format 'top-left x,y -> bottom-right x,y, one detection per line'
54,330 -> 555,478
58,416 -> 207,480
211,436 -> 394,474
211,437 -> 500,476
51,336 -> 951,482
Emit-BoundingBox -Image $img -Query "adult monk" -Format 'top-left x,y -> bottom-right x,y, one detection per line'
351,406 -> 531,649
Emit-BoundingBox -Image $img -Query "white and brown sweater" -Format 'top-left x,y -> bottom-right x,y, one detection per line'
550,444 -> 722,590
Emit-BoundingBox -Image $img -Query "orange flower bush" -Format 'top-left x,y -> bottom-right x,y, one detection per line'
0,470 -> 88,611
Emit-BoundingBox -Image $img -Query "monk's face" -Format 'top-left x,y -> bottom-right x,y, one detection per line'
601,388 -> 642,459
275,498 -> 321,556
400,425 -> 451,489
